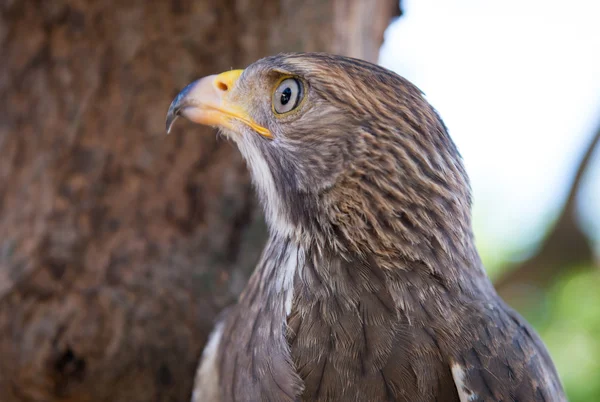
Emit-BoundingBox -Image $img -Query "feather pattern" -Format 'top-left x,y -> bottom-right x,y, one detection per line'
181,53 -> 566,402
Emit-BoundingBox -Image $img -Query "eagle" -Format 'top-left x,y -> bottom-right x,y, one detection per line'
166,53 -> 565,402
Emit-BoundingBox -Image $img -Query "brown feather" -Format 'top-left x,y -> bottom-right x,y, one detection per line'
183,53 -> 566,402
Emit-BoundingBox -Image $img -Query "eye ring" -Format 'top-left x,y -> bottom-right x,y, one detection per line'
272,78 -> 303,115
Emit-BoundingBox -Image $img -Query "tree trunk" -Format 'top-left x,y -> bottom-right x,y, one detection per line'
0,1 -> 399,401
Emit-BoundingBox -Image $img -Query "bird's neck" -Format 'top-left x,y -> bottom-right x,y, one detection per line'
299,162 -> 489,285
255,226 -> 491,319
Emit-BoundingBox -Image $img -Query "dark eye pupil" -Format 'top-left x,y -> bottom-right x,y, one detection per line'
280,87 -> 292,105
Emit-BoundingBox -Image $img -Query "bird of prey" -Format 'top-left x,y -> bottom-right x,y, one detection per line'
166,53 -> 565,402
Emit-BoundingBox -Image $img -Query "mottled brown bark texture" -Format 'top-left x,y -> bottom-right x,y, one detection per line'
0,1 -> 399,401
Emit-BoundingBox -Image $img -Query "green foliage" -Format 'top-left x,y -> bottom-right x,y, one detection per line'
535,269 -> 600,402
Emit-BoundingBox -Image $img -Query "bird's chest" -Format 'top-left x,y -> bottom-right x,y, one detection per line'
286,298 -> 401,401
283,256 -> 425,401
283,255 -> 464,402
211,245 -> 459,402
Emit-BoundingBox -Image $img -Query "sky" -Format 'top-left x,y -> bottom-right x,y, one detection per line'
379,0 -> 600,262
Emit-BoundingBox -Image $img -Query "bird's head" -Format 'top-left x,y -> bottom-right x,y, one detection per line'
167,53 -> 474,263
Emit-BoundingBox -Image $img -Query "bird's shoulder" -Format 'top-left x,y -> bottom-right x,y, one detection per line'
448,300 -> 566,402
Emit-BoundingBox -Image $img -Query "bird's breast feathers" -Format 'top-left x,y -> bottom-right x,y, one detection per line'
192,241 -> 565,402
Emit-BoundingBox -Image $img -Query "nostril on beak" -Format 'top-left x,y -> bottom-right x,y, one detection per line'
216,80 -> 229,92
212,70 -> 243,95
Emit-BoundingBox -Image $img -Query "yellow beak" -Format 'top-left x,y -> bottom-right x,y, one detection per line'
166,69 -> 271,138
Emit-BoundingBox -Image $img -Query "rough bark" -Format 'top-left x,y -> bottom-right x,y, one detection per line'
0,1 -> 399,401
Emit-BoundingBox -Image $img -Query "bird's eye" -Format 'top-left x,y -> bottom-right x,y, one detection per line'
273,78 -> 302,114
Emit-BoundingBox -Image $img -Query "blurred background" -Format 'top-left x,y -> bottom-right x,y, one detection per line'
0,0 -> 597,401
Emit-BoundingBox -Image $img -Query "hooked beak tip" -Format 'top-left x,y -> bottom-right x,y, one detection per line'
165,80 -> 199,134
165,107 -> 179,135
